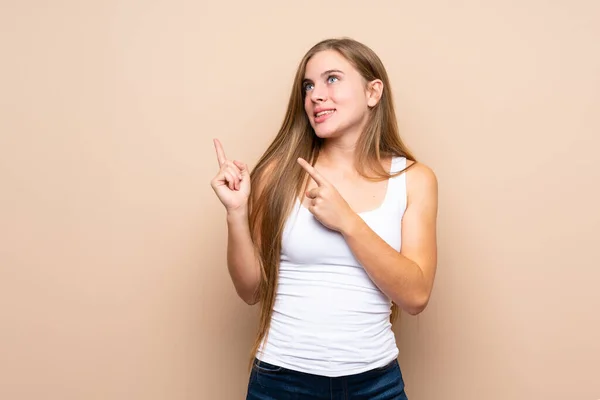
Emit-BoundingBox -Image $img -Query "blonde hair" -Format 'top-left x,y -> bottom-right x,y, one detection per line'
247,37 -> 416,368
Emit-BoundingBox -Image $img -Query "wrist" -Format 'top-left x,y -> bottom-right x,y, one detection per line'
226,205 -> 249,221
340,212 -> 363,237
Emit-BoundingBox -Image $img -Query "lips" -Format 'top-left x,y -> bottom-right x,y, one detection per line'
313,108 -> 336,123
315,109 -> 335,117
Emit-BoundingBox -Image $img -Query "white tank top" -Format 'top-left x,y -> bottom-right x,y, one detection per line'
256,156 -> 408,377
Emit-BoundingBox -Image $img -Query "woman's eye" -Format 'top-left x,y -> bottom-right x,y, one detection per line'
328,76 -> 339,84
303,83 -> 314,91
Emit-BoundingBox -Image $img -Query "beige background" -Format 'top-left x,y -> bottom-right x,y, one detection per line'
1,1 -> 599,399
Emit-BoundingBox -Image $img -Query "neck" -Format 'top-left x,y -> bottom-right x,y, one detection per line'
318,140 -> 356,169
318,117 -> 367,169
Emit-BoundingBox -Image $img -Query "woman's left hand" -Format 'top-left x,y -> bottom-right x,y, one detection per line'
297,157 -> 360,234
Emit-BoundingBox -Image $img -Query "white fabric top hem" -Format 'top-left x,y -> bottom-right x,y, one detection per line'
255,348 -> 400,378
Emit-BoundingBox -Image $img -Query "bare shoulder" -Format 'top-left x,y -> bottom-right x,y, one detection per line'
404,160 -> 438,206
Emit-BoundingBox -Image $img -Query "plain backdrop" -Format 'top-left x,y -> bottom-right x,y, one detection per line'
1,1 -> 599,399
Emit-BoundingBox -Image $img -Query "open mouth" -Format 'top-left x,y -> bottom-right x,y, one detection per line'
314,109 -> 336,122
315,109 -> 335,117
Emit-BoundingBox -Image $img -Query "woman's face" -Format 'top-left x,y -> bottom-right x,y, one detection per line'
302,50 -> 380,140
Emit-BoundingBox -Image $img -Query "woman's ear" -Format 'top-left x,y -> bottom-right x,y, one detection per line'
366,79 -> 384,108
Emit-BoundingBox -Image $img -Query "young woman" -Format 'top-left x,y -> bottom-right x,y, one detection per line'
210,37 -> 438,399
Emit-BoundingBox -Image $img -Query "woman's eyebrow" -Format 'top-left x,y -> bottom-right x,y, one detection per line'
320,69 -> 344,76
303,69 -> 345,82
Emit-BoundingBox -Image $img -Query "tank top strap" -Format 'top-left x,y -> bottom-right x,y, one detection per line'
384,156 -> 408,210
390,156 -> 407,174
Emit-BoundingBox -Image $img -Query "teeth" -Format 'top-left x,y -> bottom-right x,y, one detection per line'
316,110 -> 334,117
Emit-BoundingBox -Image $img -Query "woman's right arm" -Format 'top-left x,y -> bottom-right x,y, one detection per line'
210,139 -> 262,305
225,206 -> 261,305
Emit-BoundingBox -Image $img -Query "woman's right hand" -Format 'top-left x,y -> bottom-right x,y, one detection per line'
210,138 -> 251,212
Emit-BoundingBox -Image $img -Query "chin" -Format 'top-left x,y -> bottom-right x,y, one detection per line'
312,124 -> 341,139
313,130 -> 339,139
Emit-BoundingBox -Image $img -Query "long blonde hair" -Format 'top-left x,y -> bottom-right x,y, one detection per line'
247,37 -> 416,367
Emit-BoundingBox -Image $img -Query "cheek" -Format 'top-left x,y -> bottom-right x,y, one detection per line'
332,86 -> 364,108
304,97 -> 313,117
330,86 -> 348,104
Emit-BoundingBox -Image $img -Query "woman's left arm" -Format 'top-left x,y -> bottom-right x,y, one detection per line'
342,162 -> 439,315
297,158 -> 439,315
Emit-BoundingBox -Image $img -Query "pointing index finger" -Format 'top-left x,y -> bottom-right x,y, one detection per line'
213,138 -> 227,166
297,157 -> 328,186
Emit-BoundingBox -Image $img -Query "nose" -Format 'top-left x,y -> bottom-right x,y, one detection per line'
310,83 -> 327,103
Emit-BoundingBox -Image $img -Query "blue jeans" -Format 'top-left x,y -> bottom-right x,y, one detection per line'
246,358 -> 408,399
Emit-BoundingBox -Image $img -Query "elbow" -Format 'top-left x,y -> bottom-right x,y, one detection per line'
237,287 -> 260,306
405,302 -> 427,316
404,292 -> 430,316
231,271 -> 261,305
243,296 -> 259,306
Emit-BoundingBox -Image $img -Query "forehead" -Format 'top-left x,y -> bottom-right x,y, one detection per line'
304,50 -> 355,78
